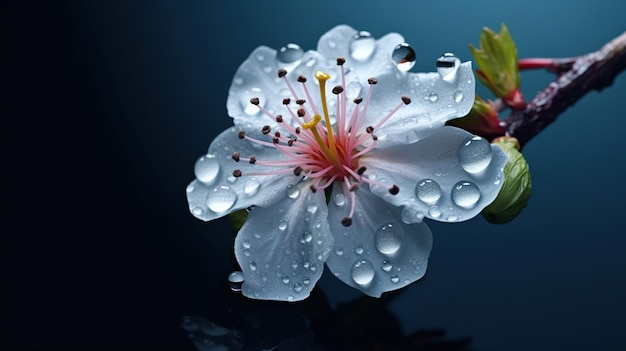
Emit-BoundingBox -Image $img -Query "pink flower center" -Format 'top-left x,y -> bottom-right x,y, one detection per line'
232,57 -> 409,225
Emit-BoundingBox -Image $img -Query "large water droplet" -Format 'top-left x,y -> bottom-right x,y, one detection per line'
451,181 -> 481,208
351,259 -> 375,285
350,31 -> 376,61
277,43 -> 304,63
240,88 -> 265,115
436,53 -> 461,83
415,179 -> 441,204
286,184 -> 300,199
391,43 -> 416,72
243,178 -> 260,196
333,192 -> 346,206
228,271 -> 244,292
381,260 -> 393,272
458,136 -> 492,173
194,154 -> 219,184
374,223 -> 402,256
206,186 -> 237,213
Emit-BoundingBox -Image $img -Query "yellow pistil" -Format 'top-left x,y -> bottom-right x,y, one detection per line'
302,113 -> 341,170
315,70 -> 337,152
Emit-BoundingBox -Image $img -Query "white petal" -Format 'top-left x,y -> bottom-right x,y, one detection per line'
360,62 -> 475,148
186,126 -> 297,221
325,184 -> 432,298
360,126 -> 508,223
234,182 -> 333,301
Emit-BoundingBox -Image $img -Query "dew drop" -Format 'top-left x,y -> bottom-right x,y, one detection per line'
278,220 -> 288,231
415,179 -> 441,204
302,231 -> 313,243
194,154 -> 219,184
374,223 -> 402,256
381,260 -> 393,272
228,271 -> 244,292
241,239 -> 251,249
304,57 -> 316,67
429,205 -> 442,218
243,178 -> 260,196
428,93 -> 439,102
191,207 -> 203,216
346,81 -> 362,99
277,43 -> 304,63
458,136 -> 492,173
248,261 -> 257,271
333,193 -> 346,206
281,275 -> 290,284
293,283 -> 303,293
390,275 -> 400,284
302,276 -> 310,285
391,43 -> 416,72
206,186 -> 237,213
451,181 -> 481,208
350,31 -> 376,61
355,245 -> 364,255
287,295 -> 294,301
454,90 -> 464,103
436,53 -> 461,83
351,259 -> 375,285
307,203 -> 318,214
286,184 -> 300,199
240,88 -> 265,115
335,247 -> 344,256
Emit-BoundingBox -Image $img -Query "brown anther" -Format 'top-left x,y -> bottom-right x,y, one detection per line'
389,184 -> 399,195
332,85 -> 344,94
282,98 -> 291,105
336,57 -> 346,65
296,99 -> 306,105
287,139 -> 295,146
341,217 -> 353,227
262,125 -> 271,134
297,75 -> 307,83
274,131 -> 281,138
231,151 -> 241,162
250,97 -> 260,105
401,96 -> 411,105
238,130 -> 246,139
367,78 -> 378,85
273,137 -> 279,144
297,108 -> 306,117
310,185 -> 317,193
349,184 -> 359,192
249,156 -> 257,164
295,127 -> 301,134
233,169 -> 242,177
357,166 -> 367,175
293,166 -> 303,176
372,134 -> 378,141
277,68 -> 287,78
366,126 -> 374,133
275,115 -> 283,123
353,97 -> 363,104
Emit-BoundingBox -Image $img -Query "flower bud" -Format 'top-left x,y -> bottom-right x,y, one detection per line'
446,96 -> 505,140
482,136 -> 531,223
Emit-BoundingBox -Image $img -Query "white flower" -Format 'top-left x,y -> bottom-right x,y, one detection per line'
187,25 -> 507,301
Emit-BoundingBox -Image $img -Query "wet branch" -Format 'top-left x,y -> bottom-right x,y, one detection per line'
502,31 -> 626,148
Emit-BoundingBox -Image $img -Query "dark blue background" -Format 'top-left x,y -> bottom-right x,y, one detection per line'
3,1 -> 625,349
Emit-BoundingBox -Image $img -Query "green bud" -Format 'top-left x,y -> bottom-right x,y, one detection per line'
482,136 -> 532,224
446,96 -> 504,140
469,24 -> 525,109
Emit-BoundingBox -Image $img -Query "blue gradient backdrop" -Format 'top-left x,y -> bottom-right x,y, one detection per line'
3,1 -> 625,350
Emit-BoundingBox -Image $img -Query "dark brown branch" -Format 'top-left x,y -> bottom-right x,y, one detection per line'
502,31 -> 626,148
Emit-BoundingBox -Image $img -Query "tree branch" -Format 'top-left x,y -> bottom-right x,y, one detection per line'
502,31 -> 626,148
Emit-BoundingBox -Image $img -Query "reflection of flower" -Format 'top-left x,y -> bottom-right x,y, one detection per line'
187,25 -> 507,301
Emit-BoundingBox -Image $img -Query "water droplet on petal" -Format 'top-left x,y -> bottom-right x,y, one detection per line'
436,53 -> 461,83
191,207 -> 203,216
351,259 -> 375,285
428,93 -> 439,102
286,184 -> 300,199
390,274 -> 400,284
391,43 -> 416,72
381,260 -> 393,272
206,186 -> 237,213
243,178 -> 260,196
333,192 -> 346,206
429,205 -> 442,218
415,179 -> 441,204
454,90 -> 464,103
302,277 -> 310,285
346,81 -> 362,99
293,283 -> 303,293
228,271 -> 244,292
350,31 -> 376,61
307,203 -> 318,214
194,154 -> 220,184
355,245 -> 364,255
277,43 -> 304,63
374,223 -> 401,256
302,231 -> 313,243
335,247 -> 344,256
281,275 -> 290,284
248,261 -> 257,271
451,181 -> 481,208
278,220 -> 288,231
241,239 -> 251,249
458,136 -> 492,173
287,295 -> 294,301
240,88 -> 265,115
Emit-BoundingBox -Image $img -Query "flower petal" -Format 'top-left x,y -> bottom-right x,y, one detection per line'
360,62 -> 475,148
186,126 -> 296,221
360,126 -> 507,223
234,182 -> 333,301
325,184 -> 432,298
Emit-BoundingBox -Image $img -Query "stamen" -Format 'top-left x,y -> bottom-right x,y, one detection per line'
389,184 -> 399,195
341,217 -> 352,226
315,70 -> 337,152
277,68 -> 287,78
336,57 -> 346,65
262,125 -> 271,134
357,166 -> 366,175
232,152 -> 240,162
233,169 -> 242,177
293,166 -> 303,176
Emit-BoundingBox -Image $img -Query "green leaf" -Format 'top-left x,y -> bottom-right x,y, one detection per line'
482,137 -> 532,224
